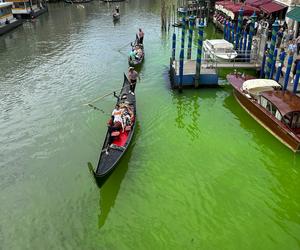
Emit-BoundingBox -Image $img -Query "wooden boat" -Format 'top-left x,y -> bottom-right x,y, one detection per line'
128,38 -> 144,66
227,73 -> 300,152
203,39 -> 238,61
94,74 -> 136,182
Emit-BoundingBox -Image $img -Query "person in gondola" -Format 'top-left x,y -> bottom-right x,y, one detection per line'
138,28 -> 144,44
106,104 -> 124,154
134,44 -> 143,59
115,5 -> 119,14
128,67 -> 139,95
129,49 -> 138,61
120,103 -> 134,128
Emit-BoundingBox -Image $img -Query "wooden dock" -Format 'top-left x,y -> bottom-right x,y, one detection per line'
170,59 -> 219,88
174,60 -> 261,72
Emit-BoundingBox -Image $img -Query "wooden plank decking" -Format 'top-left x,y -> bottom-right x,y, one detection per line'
173,60 -> 260,75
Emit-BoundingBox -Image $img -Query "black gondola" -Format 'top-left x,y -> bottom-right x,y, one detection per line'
128,36 -> 144,67
94,74 -> 136,183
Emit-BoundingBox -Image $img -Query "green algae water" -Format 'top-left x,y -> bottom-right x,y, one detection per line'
1,1 -> 300,249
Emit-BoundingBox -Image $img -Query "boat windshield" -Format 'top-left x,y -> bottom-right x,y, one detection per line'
260,96 -> 283,121
290,112 -> 300,130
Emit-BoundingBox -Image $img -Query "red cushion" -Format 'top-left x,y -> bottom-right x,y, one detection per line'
111,131 -> 120,137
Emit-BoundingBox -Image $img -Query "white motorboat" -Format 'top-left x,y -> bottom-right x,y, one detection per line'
203,39 -> 238,61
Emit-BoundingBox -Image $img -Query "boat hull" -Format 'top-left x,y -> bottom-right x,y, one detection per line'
231,81 -> 300,152
94,74 -> 136,184
0,19 -> 23,36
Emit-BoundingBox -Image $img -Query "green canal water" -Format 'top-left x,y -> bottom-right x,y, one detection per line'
1,1 -> 300,249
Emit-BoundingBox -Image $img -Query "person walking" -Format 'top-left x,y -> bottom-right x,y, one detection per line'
276,28 -> 284,48
127,67 -> 140,95
296,35 -> 300,55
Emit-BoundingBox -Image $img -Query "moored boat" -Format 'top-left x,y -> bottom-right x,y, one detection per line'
0,2 -> 23,36
94,74 -> 136,183
203,39 -> 238,61
227,73 -> 300,152
128,37 -> 144,67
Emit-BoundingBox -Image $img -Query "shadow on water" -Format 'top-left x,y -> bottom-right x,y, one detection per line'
88,121 -> 140,228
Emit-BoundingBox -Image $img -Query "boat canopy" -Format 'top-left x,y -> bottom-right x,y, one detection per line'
242,79 -> 281,95
206,39 -> 234,49
261,91 -> 300,117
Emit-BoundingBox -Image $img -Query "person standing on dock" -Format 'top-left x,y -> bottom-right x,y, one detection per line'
128,67 -> 140,95
138,28 -> 144,44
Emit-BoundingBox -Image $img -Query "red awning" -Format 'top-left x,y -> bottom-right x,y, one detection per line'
246,0 -> 271,8
225,4 -> 260,16
260,1 -> 287,14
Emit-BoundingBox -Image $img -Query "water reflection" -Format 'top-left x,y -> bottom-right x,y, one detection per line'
97,122 -> 139,228
171,91 -> 202,140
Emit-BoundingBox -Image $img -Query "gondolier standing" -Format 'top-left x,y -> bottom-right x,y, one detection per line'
128,67 -> 140,95
138,28 -> 144,44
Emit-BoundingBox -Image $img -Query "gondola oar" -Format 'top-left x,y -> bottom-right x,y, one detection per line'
87,103 -> 108,114
117,42 -> 132,52
83,88 -> 123,106
83,85 -> 131,106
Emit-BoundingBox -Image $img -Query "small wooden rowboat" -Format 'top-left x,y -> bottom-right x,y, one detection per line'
227,73 -> 300,152
94,74 -> 136,183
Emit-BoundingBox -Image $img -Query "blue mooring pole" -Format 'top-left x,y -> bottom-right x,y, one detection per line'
283,54 -> 294,91
181,12 -> 187,50
172,33 -> 176,61
187,16 -> 195,60
265,19 -> 279,79
226,21 -> 230,41
293,61 -> 300,93
228,22 -> 232,42
275,50 -> 286,82
247,12 -> 257,61
179,12 -> 187,91
235,8 -> 244,50
260,44 -> 268,78
224,20 -> 227,40
231,23 -> 235,44
270,48 -> 278,79
195,22 -> 204,88
179,49 -> 184,90
243,30 -> 248,57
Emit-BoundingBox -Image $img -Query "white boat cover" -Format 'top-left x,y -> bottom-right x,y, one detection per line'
206,39 -> 234,49
0,2 -> 13,8
242,79 -> 281,95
